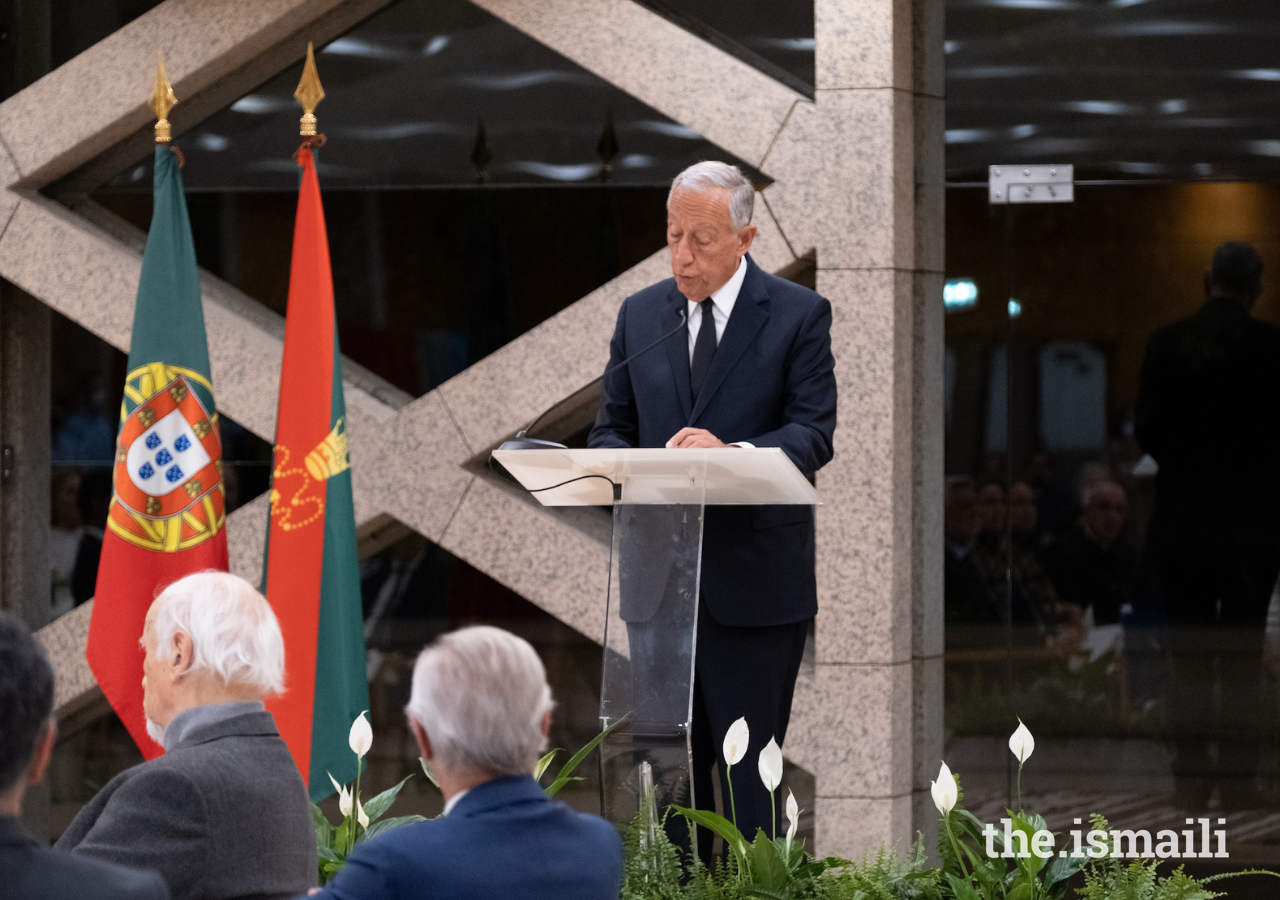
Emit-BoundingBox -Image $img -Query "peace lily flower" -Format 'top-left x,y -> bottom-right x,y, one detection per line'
349,711 -> 374,759
1009,719 -> 1035,810
1008,720 -> 1034,763
785,789 -> 799,855
357,798 -> 369,830
930,761 -> 957,815
722,717 -> 749,766
721,717 -> 749,828
758,736 -> 783,792
932,761 -> 968,879
337,784 -> 353,818
758,736 -> 783,838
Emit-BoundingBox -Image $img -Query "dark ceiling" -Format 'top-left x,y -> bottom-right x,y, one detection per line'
73,0 -> 1280,190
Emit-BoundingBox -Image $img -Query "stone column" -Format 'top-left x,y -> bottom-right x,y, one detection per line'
1,283 -> 52,840
763,0 -> 944,858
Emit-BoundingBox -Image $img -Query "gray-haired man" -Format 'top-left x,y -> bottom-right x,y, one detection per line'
590,160 -> 837,858
56,571 -> 317,900
307,626 -> 622,900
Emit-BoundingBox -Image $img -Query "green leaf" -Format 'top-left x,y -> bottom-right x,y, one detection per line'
418,757 -> 439,789
944,871 -> 983,900
543,716 -> 628,798
749,829 -> 788,892
311,803 -> 335,850
360,814 -> 429,843
362,774 -> 413,824
533,749 -> 560,782
673,805 -> 750,862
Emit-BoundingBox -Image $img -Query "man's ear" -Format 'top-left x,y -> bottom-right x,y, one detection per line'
171,631 -> 195,677
27,720 -> 57,786
409,715 -> 434,762
540,708 -> 552,739
738,223 -> 758,256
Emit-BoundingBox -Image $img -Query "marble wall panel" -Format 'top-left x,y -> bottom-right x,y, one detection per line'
808,662 -> 913,799
814,269 -> 915,667
762,91 -> 915,271
816,794 -> 915,860
913,270 -> 945,660
815,0 -> 914,92
351,392 -> 475,542
438,250 -> 670,454
437,477 -> 611,646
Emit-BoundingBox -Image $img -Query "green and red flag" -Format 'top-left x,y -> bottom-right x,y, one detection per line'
264,145 -> 369,799
88,145 -> 229,758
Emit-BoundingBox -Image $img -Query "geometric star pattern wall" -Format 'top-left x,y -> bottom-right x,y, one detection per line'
16,0 -> 944,857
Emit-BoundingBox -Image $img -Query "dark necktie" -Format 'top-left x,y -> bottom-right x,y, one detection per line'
690,299 -> 717,403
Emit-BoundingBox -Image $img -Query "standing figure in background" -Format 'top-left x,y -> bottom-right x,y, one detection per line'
1135,241 -> 1280,811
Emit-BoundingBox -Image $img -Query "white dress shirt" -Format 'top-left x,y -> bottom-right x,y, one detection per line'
680,256 -> 753,448
686,255 -> 747,362
443,787 -> 470,816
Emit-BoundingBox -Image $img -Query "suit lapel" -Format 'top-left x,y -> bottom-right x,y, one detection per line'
689,258 -> 769,425
663,288 -> 694,422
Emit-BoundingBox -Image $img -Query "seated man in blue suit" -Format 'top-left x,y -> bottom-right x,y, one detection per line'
589,161 -> 837,858
0,611 -> 169,900
307,626 -> 622,900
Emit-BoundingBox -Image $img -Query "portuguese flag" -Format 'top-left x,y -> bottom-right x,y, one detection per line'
88,145 -> 229,758
264,146 -> 369,800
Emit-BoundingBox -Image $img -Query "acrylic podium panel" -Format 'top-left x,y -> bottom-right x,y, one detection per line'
492,448 -> 817,826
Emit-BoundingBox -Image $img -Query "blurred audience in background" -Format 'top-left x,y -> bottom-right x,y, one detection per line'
49,468 -> 104,620
1041,479 -> 1135,627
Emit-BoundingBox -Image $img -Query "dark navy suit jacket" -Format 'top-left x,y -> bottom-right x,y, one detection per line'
589,255 -> 837,627
0,816 -> 170,900
308,775 -> 623,900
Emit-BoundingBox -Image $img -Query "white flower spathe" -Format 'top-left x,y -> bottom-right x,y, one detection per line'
930,761 -> 957,814
785,789 -> 799,853
357,797 -> 369,829
758,736 -> 783,793
1008,720 -> 1035,764
349,711 -> 373,759
338,784 -> 353,817
723,717 -> 749,767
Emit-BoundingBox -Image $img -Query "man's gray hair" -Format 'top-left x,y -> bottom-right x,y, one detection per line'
668,160 -> 755,231
150,570 -> 285,695
405,625 -> 553,776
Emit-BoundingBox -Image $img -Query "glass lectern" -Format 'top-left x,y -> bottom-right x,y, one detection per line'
491,447 -> 818,826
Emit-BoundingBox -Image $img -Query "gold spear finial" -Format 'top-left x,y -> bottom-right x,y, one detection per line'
294,42 -> 325,137
149,51 -> 178,143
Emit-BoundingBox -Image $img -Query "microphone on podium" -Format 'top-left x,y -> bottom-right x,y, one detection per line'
497,307 -> 688,452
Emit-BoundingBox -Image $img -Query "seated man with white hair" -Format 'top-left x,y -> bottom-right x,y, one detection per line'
308,625 -> 622,900
56,571 -> 317,900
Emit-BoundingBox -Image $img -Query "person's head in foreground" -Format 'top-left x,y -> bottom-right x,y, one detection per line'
141,569 -> 285,747
0,610 -> 55,819
1206,240 -> 1263,310
55,571 -> 315,900
0,611 -> 170,900
405,625 -> 552,796
310,625 -> 623,900
667,160 -> 758,302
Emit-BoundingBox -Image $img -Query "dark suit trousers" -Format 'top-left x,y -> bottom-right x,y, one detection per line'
690,602 -> 810,860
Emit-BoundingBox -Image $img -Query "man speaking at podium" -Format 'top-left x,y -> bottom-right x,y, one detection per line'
589,161 -> 836,855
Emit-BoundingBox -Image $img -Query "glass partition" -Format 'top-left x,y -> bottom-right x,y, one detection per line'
944,181 -> 1280,874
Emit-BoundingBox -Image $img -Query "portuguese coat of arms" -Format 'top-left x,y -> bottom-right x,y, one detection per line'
109,364 -> 225,552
